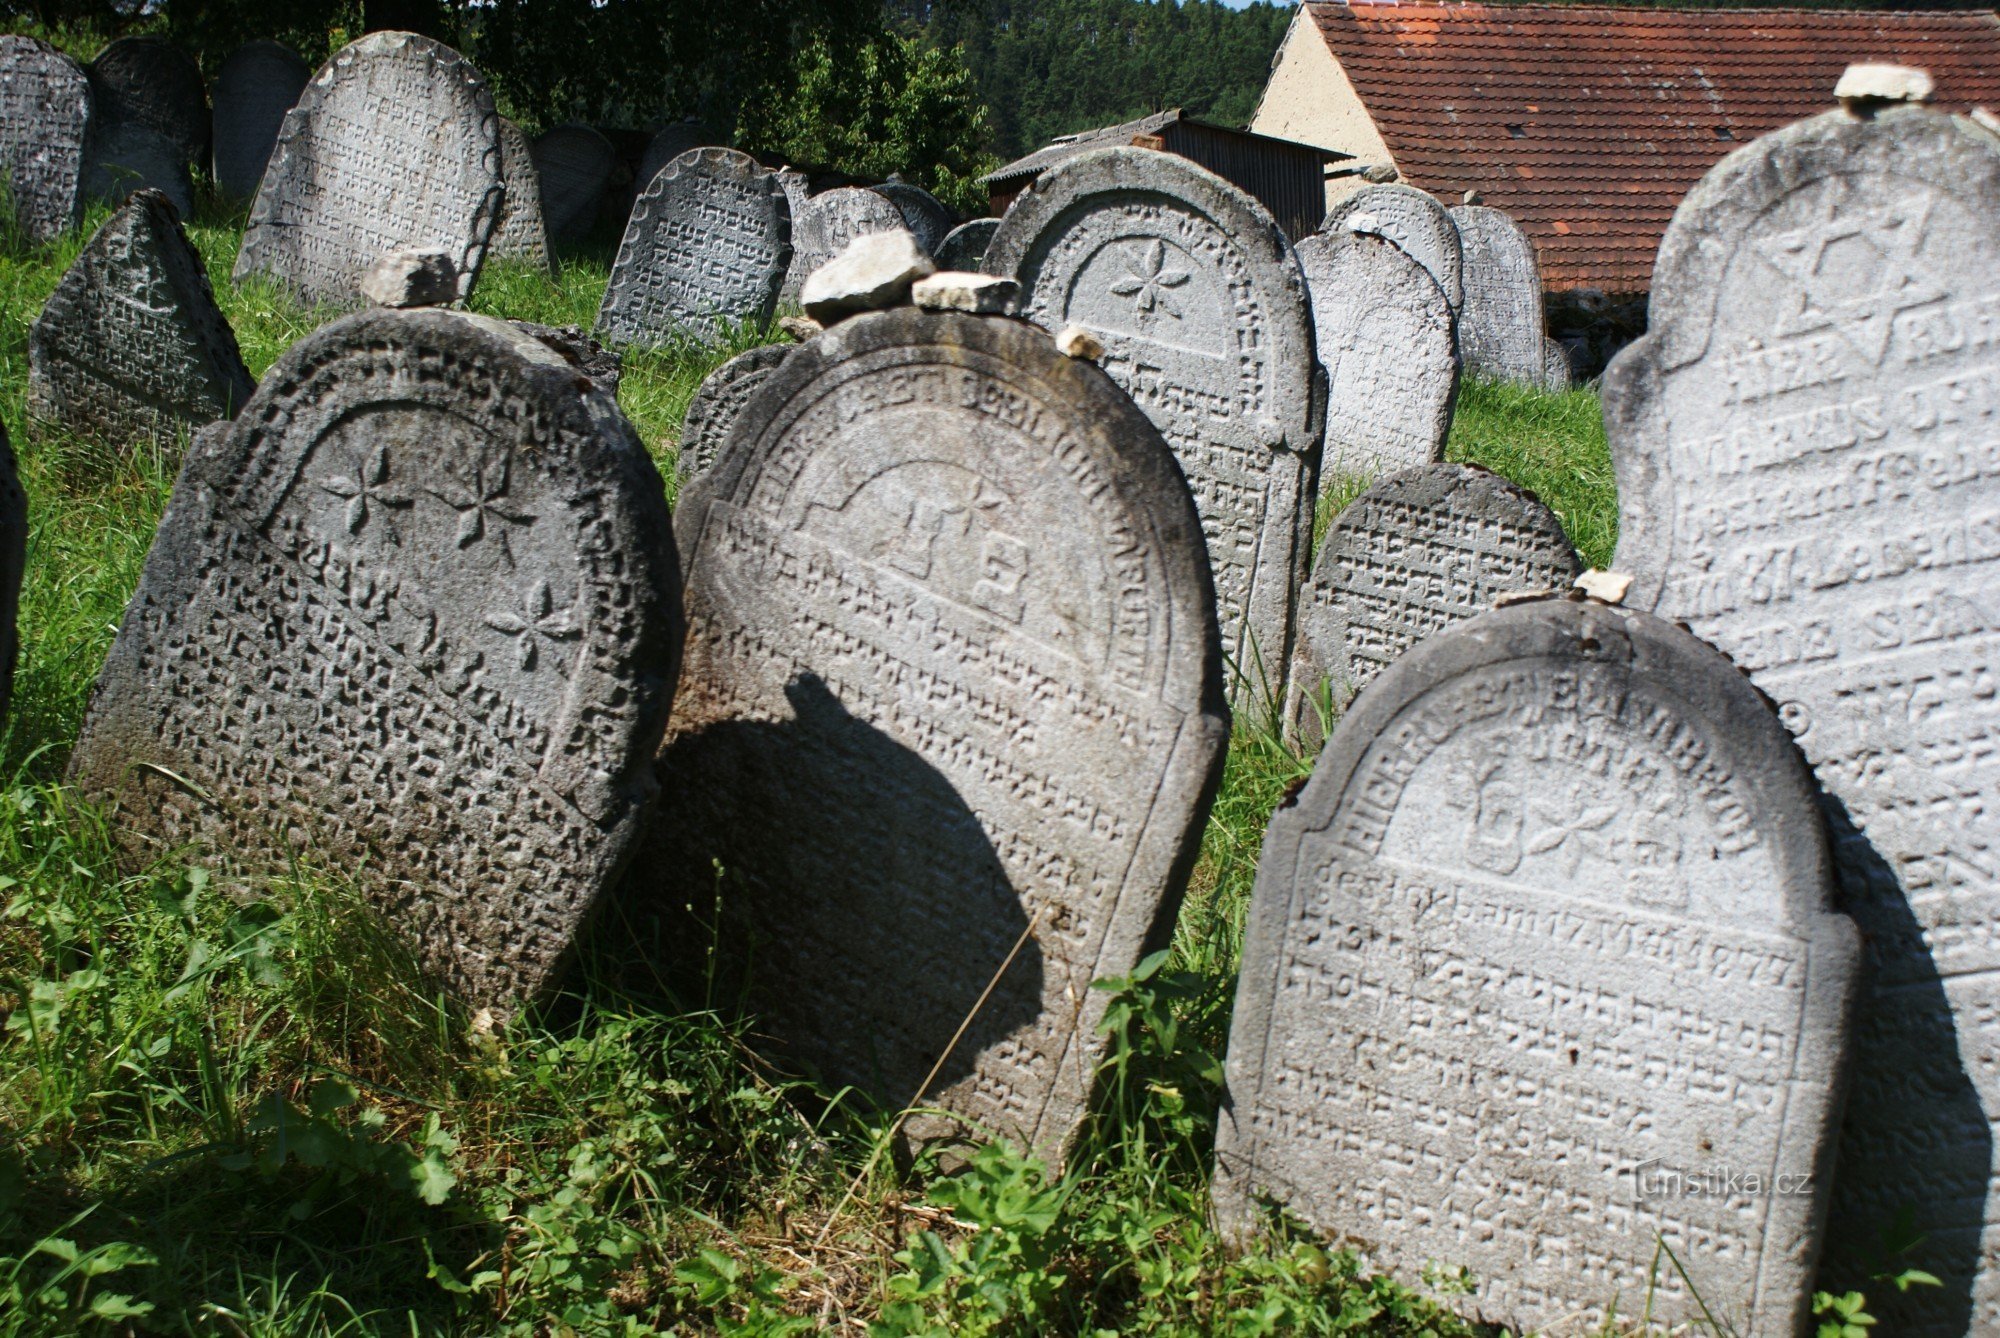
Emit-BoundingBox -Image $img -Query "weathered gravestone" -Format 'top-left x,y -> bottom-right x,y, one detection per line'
210,40 -> 310,202
488,118 -> 551,272
982,147 -> 1323,706
29,188 -> 253,445
646,307 -> 1229,1163
0,36 -> 91,243
235,31 -> 502,308
531,123 -> 614,245
1450,204 -> 1547,386
1542,334 -> 1574,391
780,186 -> 908,304
1298,226 -> 1457,479
84,119 -> 193,219
87,36 -> 206,167
874,180 -> 953,255
1285,463 -> 1576,737
935,217 -> 999,271
1603,101 -> 2000,1335
635,119 -> 710,196
596,148 -> 790,348
1217,596 -> 1859,1336
66,308 -> 683,1012
675,342 -> 788,484
1324,183 -> 1464,313
0,422 -> 25,734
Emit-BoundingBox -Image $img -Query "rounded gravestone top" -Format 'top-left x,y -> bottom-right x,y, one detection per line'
489,117 -> 551,272
981,145 -> 1322,704
781,185 -> 909,303
872,180 -> 952,254
88,35 -> 206,166
66,307 -> 684,1014
234,31 -> 502,308
1324,182 -> 1463,312
85,119 -> 194,219
676,342 -> 789,485
1541,334 -> 1573,390
531,122 -> 615,244
0,36 -> 91,243
1297,228 -> 1458,481
934,217 -> 999,271
1448,203 -> 1545,386
635,119 -> 711,195
595,147 -> 790,348
210,40 -> 310,202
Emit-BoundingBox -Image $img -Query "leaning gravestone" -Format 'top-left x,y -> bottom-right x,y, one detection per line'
596,148 -> 790,347
1298,226 -> 1457,479
0,422 -> 24,734
780,186 -> 907,304
935,217 -> 1000,271
29,188 -> 254,445
1604,100 -> 2000,1335
1285,462 -> 1575,736
67,308 -> 683,1012
0,36 -> 91,243
1324,183 -> 1464,313
1450,204 -> 1546,386
648,307 -> 1228,1164
874,180 -> 953,255
489,118 -> 551,272
531,123 -> 614,244
87,36 -> 206,167
635,119 -> 710,195
235,31 -> 502,308
210,40 -> 310,201
675,342 -> 788,484
1218,596 -> 1858,1336
83,119 -> 193,219
983,147 -> 1323,706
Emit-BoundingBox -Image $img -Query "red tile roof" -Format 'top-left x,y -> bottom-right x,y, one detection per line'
1306,2 -> 2000,293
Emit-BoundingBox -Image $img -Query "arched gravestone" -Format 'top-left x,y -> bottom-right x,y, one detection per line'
1298,226 -> 1457,479
0,423 -> 25,734
1542,334 -> 1574,391
635,119 -> 710,196
1603,103 -> 2000,1335
211,41 -> 310,202
66,309 -> 684,1013
780,186 -> 907,304
235,32 -> 502,309
596,148 -> 790,348
84,120 -> 193,219
531,123 -> 614,245
489,118 -> 551,272
1324,183 -> 1463,313
936,217 -> 999,272
29,189 -> 254,446
87,36 -> 206,167
0,36 -> 91,244
675,342 -> 788,485
1217,597 -> 1859,1336
1449,204 -> 1547,386
982,147 -> 1323,707
874,180 -> 953,255
647,308 -> 1229,1162
1284,462 -> 1576,737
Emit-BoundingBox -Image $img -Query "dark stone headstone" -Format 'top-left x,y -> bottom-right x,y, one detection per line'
489,117 -> 551,272
873,180 -> 953,255
635,119 -> 711,195
1324,182 -> 1463,312
935,217 -> 999,271
87,35 -> 206,167
675,343 -> 788,484
83,119 -> 193,219
530,122 -> 614,245
0,36 -> 91,243
210,40 -> 310,202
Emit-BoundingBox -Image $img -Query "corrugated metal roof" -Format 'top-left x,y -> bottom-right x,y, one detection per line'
1307,2 -> 2000,292
985,110 -> 1186,187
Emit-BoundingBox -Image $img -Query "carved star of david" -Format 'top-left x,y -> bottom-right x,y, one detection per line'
320,444 -> 412,540
485,579 -> 580,673
1754,182 -> 1947,367
425,451 -> 536,568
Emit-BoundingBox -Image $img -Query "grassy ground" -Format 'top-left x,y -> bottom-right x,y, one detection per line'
0,196 -> 1620,1336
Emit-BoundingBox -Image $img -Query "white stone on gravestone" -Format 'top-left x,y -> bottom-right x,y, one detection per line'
873,180 -> 953,255
1450,204 -> 1547,386
1323,182 -> 1463,312
210,41 -> 310,202
0,36 -> 91,244
779,185 -> 909,306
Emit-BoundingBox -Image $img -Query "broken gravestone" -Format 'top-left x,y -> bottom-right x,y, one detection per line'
646,307 -> 1228,1166
873,179 -> 953,255
530,122 -> 614,245
0,36 -> 91,243
1218,596 -> 1858,1336
87,35 -> 206,167
935,217 -> 1000,271
210,40 -> 310,202
1284,463 -> 1576,739
488,117 -> 551,272
780,185 -> 908,304
29,188 -> 254,445
1298,226 -> 1458,480
596,148 -> 790,348
1603,100 -> 2000,1335
983,146 -> 1323,707
675,343 -> 788,485
0,422 -> 24,734
235,31 -> 503,308
1449,204 -> 1547,386
1324,183 -> 1464,313
67,308 -> 683,1013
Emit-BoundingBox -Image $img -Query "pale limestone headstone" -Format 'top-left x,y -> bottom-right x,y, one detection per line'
530,123 -> 614,244
1604,102 -> 2000,1335
1542,334 -> 1573,391
1450,205 -> 1546,386
234,32 -> 502,308
646,307 -> 1227,1165
489,117 -> 551,272
983,146 -> 1323,707
29,188 -> 253,445
1324,183 -> 1463,312
801,229 -> 934,324
0,36 -> 91,243
595,148 -> 790,347
87,36 -> 206,166
210,40 -> 309,202
1218,597 -> 1858,1337
67,309 -> 683,1014
779,185 -> 907,305
0,422 -> 24,734
1298,227 -> 1457,480
873,180 -> 953,254
935,217 -> 999,271
676,342 -> 788,485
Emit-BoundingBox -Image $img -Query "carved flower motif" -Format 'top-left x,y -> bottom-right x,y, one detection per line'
1108,239 -> 1190,317
319,444 -> 412,539
426,451 -> 536,567
485,579 -> 581,673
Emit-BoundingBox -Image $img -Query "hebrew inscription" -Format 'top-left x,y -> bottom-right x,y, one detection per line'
489,118 -> 551,272
0,36 -> 90,243
676,342 -> 788,485
1451,205 -> 1546,387
780,186 -> 907,304
1325,184 -> 1463,312
88,36 -> 206,166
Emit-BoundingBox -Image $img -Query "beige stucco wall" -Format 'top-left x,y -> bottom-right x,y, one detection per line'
1250,6 -> 1397,209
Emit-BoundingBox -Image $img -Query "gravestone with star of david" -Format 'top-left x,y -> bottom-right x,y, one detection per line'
1604,100 -> 2000,1336
66,308 -> 684,1014
982,146 -> 1323,708
1449,204 -> 1547,386
0,36 -> 91,244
